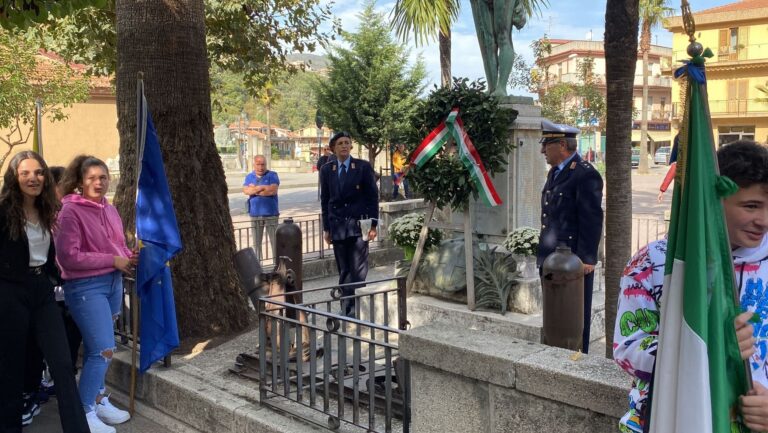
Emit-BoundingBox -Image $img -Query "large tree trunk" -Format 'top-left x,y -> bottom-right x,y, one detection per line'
439,29 -> 451,87
114,0 -> 249,339
603,0 -> 639,359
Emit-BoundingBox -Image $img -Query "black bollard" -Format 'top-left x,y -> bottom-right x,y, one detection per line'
541,244 -> 584,351
233,247 -> 264,307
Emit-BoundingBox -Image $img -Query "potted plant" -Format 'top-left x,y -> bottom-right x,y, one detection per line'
503,226 -> 540,278
388,213 -> 443,261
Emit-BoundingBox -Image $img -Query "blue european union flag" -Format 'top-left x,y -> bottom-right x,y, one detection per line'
136,92 -> 182,372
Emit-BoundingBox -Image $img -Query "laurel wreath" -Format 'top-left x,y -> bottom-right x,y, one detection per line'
404,78 -> 517,210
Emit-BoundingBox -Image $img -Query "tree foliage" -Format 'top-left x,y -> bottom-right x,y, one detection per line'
0,28 -> 89,166
539,56 -> 605,130
404,78 -> 515,210
211,68 -> 324,131
26,0 -> 337,93
0,0 -> 105,29
315,1 -> 426,163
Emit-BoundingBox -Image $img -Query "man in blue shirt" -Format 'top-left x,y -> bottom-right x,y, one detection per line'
243,155 -> 280,260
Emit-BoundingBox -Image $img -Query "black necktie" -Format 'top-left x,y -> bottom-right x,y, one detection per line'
339,163 -> 348,189
552,167 -> 561,180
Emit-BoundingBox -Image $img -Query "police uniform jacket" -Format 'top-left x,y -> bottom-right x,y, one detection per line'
320,157 -> 379,242
537,153 -> 603,267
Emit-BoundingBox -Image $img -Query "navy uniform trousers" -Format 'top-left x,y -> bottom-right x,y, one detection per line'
332,236 -> 368,317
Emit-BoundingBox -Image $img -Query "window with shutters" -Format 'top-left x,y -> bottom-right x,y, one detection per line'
719,27 -> 739,61
726,79 -> 749,114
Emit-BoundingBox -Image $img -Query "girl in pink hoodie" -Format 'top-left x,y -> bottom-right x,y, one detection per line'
55,156 -> 136,433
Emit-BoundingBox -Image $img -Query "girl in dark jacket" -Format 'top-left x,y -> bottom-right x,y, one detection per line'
0,151 -> 88,433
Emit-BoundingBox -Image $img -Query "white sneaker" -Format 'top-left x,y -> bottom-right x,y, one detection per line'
95,395 -> 131,425
86,411 -> 116,433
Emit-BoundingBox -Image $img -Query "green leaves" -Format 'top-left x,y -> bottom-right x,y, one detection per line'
474,246 -> 517,314
405,78 -> 515,210
0,28 -> 89,161
0,0 -> 105,30
19,0 -> 336,97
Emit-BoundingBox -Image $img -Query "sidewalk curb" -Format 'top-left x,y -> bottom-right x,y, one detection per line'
106,351 -> 324,433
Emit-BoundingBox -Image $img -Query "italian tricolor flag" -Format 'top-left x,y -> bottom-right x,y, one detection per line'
409,108 -> 502,207
648,67 -> 750,432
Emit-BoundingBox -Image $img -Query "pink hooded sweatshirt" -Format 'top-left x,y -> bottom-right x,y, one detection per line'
55,194 -> 132,281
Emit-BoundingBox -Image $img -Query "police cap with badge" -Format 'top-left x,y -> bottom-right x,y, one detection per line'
540,119 -> 580,144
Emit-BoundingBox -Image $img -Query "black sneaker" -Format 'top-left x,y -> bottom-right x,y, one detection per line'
21,397 -> 40,426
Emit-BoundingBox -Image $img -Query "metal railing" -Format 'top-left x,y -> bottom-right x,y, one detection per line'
258,277 -> 410,432
631,213 -> 669,253
234,213 -> 383,267
114,277 -> 171,367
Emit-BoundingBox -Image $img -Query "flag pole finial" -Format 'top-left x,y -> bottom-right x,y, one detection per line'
681,0 -> 697,44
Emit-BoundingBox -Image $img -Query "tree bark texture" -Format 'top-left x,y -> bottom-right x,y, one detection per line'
114,0 -> 249,338
603,0 -> 639,358
439,29 -> 451,87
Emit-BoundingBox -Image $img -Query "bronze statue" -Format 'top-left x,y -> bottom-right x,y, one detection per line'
470,0 -> 527,97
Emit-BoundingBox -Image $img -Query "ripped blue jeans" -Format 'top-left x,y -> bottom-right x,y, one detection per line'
64,271 -> 123,413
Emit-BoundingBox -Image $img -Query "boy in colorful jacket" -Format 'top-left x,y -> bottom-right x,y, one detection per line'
614,140 -> 768,432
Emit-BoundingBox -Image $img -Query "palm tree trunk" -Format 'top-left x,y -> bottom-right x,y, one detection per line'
439,29 -> 451,87
114,0 -> 249,338
639,49 -> 650,174
603,0 -> 640,358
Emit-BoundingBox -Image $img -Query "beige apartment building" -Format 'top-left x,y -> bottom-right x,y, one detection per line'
538,39 -> 674,154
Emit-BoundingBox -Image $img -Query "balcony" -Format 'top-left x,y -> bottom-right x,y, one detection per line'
673,99 -> 768,118
633,75 -> 672,87
668,43 -> 768,67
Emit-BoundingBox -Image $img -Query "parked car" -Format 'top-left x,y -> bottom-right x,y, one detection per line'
631,148 -> 640,167
654,146 -> 671,165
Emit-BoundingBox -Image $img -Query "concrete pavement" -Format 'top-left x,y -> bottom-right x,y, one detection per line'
25,389 -> 177,433
225,170 -> 318,194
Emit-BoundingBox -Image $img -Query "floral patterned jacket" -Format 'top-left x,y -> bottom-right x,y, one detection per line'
613,236 -> 768,432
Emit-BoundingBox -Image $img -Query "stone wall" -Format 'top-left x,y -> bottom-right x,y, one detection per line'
400,324 -> 630,433
377,198 -> 428,246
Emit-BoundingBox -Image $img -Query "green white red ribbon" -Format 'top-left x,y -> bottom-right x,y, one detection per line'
409,108 -> 502,207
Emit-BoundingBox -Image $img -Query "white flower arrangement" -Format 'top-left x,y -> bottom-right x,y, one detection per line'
388,213 -> 443,251
504,226 -> 540,257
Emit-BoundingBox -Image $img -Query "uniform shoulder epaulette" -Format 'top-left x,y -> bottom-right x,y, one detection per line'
581,161 -> 593,169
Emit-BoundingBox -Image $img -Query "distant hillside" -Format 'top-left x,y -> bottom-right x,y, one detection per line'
287,53 -> 329,71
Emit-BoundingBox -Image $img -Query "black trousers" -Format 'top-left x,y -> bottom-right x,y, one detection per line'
332,236 -> 369,316
23,300 -> 83,395
0,274 -> 88,433
582,271 -> 595,354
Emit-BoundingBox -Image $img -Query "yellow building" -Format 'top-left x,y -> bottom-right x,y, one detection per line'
664,0 -> 768,146
0,52 -> 119,172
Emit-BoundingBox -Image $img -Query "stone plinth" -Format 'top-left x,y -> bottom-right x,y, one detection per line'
401,324 -> 630,433
377,198 -> 428,246
452,102 -> 546,245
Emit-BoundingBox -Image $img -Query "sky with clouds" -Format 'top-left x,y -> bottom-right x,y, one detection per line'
317,0 -> 730,91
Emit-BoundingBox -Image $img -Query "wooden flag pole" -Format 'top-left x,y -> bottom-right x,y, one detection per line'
406,202 -> 436,295
129,71 -> 146,415
129,281 -> 139,415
